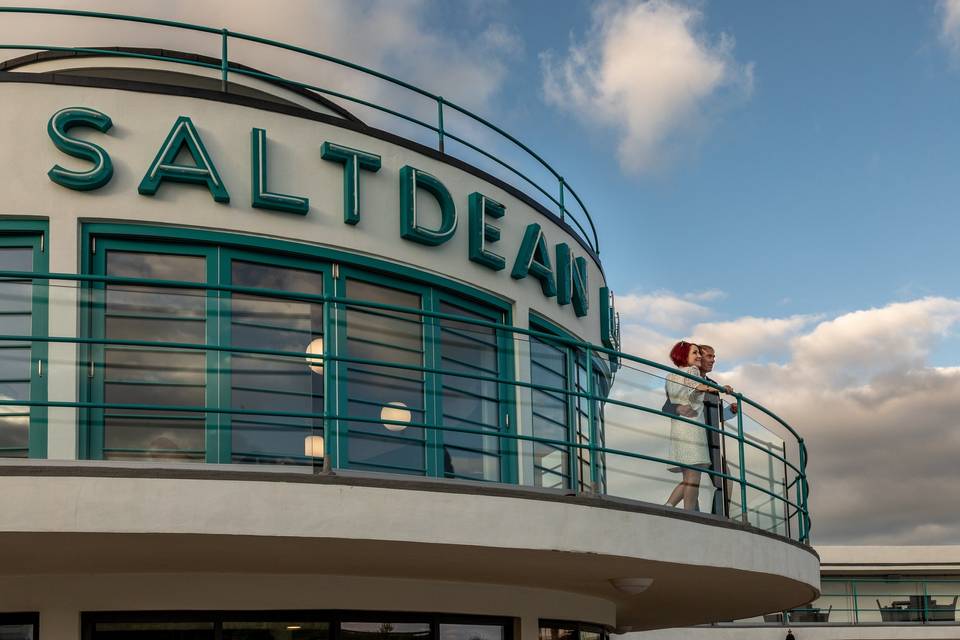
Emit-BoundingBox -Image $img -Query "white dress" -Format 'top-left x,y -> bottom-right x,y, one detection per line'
665,365 -> 711,467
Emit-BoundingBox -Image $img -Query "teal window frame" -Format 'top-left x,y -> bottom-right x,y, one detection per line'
0,220 -> 48,459
79,223 -> 516,480
528,313 -> 608,492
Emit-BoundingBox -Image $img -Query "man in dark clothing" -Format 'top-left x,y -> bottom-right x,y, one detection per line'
698,345 -> 737,517
785,629 -> 796,640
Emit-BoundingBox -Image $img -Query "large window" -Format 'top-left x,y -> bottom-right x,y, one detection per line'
0,227 -> 47,459
83,230 -> 512,478
83,611 -> 510,640
0,613 -> 38,640
529,318 -> 607,492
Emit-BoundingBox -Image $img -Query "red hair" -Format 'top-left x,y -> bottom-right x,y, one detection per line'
669,341 -> 695,367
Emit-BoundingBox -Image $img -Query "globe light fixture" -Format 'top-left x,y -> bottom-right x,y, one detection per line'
305,337 -> 324,373
380,401 -> 411,432
303,434 -> 325,458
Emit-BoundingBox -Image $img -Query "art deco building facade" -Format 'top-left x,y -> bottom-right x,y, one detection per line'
0,8 -> 817,640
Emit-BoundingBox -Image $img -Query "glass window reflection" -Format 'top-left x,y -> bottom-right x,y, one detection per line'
0,246 -> 34,458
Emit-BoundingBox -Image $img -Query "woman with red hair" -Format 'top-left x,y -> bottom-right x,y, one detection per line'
664,340 -> 715,510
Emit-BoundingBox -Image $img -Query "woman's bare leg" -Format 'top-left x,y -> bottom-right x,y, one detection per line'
666,480 -> 685,506
682,468 -> 702,510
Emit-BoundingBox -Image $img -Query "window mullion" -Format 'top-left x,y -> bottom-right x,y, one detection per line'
424,288 -> 443,478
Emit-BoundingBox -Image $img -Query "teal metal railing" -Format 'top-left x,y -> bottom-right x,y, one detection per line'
0,269 -> 810,543
0,7 -> 601,255
761,577 -> 960,625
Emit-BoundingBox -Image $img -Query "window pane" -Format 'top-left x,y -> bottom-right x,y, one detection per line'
340,623 -> 430,640
0,625 -> 34,640
440,624 -> 503,640
230,261 -> 324,465
345,280 -> 425,474
103,251 -> 206,461
223,621 -> 329,640
92,621 -> 214,639
0,246 -> 34,458
530,336 -> 570,489
439,301 -> 501,481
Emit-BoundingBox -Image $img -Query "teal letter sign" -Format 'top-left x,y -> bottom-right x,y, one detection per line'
556,243 -> 589,317
251,128 -> 309,214
47,107 -> 114,191
399,166 -> 457,245
138,115 -> 230,203
321,142 -> 381,225
511,223 -> 557,297
468,192 -> 506,271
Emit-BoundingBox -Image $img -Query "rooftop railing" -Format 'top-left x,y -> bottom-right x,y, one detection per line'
0,269 -> 810,544
0,6 -> 601,256
759,577 -> 960,625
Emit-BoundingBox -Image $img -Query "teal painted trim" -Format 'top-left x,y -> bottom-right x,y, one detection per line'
46,106 -> 114,191
320,141 -> 382,225
467,192 -> 506,271
511,223 -> 557,297
399,166 -> 458,246
250,128 -> 309,215
80,223 -> 509,312
137,115 -> 230,203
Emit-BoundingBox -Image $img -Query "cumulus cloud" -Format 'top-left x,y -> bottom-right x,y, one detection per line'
540,0 -> 753,173
941,0 -> 960,56
690,314 -> 821,361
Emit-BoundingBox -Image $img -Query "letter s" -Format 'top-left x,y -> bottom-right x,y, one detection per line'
47,107 -> 114,191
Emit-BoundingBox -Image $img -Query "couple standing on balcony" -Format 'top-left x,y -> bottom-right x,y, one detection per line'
663,341 -> 738,513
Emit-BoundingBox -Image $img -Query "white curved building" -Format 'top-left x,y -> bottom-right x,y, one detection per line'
0,9 -> 818,640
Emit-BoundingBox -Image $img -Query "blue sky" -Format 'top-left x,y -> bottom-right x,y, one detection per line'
8,0 -> 960,544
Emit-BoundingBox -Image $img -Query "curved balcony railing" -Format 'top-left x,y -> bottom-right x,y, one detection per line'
0,6 -> 601,256
0,270 -> 810,544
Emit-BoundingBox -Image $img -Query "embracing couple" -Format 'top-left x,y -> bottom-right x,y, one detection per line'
663,341 -> 738,513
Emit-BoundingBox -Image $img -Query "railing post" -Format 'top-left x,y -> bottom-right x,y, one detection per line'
922,580 -> 929,623
220,28 -> 229,93
558,176 -> 566,222
852,580 -> 859,624
437,96 -> 445,153
736,392 -> 748,524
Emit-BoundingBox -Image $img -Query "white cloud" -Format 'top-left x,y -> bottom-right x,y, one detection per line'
617,290 -> 713,330
690,314 -> 821,361
540,0 -> 753,173
941,0 -> 960,56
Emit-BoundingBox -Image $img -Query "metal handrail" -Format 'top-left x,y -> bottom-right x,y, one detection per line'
0,6 -> 601,254
1,269 -> 809,543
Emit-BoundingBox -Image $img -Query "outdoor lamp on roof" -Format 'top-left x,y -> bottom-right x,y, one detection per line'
305,337 -> 324,373
381,401 -> 411,432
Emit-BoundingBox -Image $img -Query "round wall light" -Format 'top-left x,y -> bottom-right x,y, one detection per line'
381,401 -> 412,432
303,434 -> 325,458
305,337 -> 324,374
